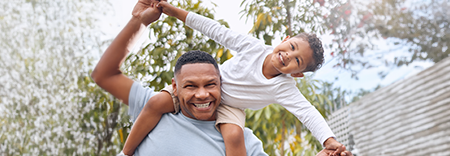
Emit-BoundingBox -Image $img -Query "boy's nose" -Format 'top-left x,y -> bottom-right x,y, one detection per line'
284,52 -> 290,60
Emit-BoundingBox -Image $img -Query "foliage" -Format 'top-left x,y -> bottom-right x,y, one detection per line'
362,0 -> 449,76
319,81 -> 350,112
240,0 -> 332,44
324,0 -> 449,78
246,75 -> 332,156
76,74 -> 131,155
0,0 -> 118,155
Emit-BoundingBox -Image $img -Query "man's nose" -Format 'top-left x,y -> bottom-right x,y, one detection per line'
195,87 -> 209,99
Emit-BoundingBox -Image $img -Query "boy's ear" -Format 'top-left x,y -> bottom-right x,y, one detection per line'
291,73 -> 304,77
172,78 -> 178,96
282,36 -> 290,42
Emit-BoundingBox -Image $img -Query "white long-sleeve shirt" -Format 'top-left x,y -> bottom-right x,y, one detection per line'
185,12 -> 335,145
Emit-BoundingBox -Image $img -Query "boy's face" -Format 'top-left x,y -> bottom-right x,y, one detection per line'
271,37 -> 313,75
172,63 -> 221,121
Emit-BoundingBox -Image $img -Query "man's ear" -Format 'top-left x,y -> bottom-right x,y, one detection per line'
291,73 -> 304,77
282,36 -> 290,42
172,78 -> 177,96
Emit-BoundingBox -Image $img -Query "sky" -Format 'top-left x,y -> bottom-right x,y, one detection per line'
104,0 -> 434,98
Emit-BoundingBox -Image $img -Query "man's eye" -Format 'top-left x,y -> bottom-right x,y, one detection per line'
184,85 -> 194,88
206,83 -> 216,87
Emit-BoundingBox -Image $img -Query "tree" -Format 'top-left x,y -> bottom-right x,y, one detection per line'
362,0 -> 449,75
319,81 -> 350,112
322,0 -> 449,78
0,0 -> 120,155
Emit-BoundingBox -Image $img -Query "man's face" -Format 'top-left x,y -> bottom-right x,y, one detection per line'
172,63 -> 221,121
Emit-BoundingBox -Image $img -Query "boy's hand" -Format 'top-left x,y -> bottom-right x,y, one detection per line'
323,137 -> 347,156
132,0 -> 163,26
156,1 -> 176,17
157,1 -> 189,22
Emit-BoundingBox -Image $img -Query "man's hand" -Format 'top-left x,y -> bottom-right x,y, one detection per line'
323,137 -> 347,156
317,149 -> 353,156
132,0 -> 163,26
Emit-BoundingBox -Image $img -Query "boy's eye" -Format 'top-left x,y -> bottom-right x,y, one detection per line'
296,58 -> 300,65
290,44 -> 295,50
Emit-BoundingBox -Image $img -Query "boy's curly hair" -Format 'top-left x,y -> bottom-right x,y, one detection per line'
293,33 -> 324,72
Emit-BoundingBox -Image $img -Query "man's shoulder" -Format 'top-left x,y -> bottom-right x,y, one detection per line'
242,127 -> 269,156
243,127 -> 256,138
128,82 -> 159,122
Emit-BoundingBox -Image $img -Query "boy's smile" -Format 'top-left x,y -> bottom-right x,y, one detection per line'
279,52 -> 286,66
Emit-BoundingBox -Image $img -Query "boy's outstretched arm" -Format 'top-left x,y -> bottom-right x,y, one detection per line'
122,91 -> 175,155
158,1 -> 259,55
91,0 -> 161,105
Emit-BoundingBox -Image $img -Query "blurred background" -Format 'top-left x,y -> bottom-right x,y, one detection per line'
1,0 -> 449,155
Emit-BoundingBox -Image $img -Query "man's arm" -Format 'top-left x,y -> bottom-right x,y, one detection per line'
91,1 -> 161,105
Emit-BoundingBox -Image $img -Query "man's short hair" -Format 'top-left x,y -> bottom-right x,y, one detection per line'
174,50 -> 220,76
293,32 -> 324,72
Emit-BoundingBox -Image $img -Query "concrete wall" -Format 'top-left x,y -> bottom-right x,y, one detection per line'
328,57 -> 450,156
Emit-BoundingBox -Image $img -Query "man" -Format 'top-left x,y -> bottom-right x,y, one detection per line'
91,0 -> 353,155
91,1 -> 267,155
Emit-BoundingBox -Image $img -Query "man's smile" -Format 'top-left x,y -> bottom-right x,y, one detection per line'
193,102 -> 211,108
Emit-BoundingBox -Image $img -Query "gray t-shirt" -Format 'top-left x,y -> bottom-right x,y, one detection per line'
128,82 -> 268,156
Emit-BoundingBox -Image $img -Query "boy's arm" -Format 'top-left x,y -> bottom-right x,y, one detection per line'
276,84 -> 341,148
158,2 -> 262,53
91,0 -> 161,105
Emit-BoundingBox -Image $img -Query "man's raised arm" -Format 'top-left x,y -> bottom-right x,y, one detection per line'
91,1 -> 162,105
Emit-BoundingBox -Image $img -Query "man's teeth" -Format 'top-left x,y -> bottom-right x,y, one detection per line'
194,102 -> 210,108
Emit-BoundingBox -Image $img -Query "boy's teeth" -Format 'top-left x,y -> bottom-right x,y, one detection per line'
280,53 -> 285,65
194,103 -> 210,108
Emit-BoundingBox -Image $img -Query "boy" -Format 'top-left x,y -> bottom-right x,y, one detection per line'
122,1 -> 346,156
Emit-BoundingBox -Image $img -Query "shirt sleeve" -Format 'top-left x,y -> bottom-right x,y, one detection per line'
244,128 -> 268,156
128,81 -> 158,123
276,82 -> 336,146
185,12 -> 264,54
